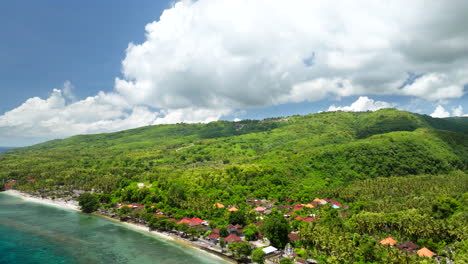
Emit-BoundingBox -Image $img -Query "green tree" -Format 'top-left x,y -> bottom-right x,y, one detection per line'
118,205 -> 132,220
228,241 -> 252,260
251,247 -> 265,264
219,226 -> 229,238
264,212 -> 291,249
432,197 -> 460,219
219,238 -> 226,252
243,224 -> 259,241
279,258 -> 293,264
77,192 -> 99,213
228,210 -> 246,226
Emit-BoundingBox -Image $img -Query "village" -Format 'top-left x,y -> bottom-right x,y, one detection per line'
2,178 -> 442,264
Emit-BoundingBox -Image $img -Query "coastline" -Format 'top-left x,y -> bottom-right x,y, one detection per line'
1,190 -> 236,264
97,214 -> 237,264
2,190 -> 80,211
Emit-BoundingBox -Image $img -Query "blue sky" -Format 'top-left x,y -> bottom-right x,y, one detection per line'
0,0 -> 467,147
0,0 -> 170,114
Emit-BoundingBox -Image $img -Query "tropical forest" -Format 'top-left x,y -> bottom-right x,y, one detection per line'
1,108 -> 467,263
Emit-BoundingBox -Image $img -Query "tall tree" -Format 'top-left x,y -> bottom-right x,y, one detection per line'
77,192 -> 99,213
264,211 -> 291,249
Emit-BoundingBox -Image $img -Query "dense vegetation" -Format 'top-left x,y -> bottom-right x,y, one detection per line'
1,108 -> 467,263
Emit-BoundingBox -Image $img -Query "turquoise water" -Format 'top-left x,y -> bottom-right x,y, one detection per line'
0,193 -> 227,264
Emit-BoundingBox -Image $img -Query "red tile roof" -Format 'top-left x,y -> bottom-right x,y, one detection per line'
293,204 -> 304,211
208,233 -> 220,240
225,234 -> 242,243
177,217 -> 204,226
294,216 -> 315,222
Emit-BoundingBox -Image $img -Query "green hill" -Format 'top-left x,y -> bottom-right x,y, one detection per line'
1,108 -> 467,204
2,108 -> 467,263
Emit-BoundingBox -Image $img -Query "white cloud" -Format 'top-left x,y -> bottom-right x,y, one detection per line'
0,81 -> 232,144
0,87 -> 155,138
328,96 -> 393,112
431,105 -> 451,118
62,80 -> 76,102
430,105 -> 468,118
3,0 -> 468,145
116,0 -> 468,110
453,106 -> 464,117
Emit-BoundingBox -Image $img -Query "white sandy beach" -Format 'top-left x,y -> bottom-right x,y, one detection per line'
3,190 -> 80,211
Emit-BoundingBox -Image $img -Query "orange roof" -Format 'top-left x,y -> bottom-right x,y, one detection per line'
313,198 -> 327,204
214,203 -> 225,208
417,248 -> 435,258
380,237 -> 397,246
304,203 -> 315,208
228,207 -> 239,212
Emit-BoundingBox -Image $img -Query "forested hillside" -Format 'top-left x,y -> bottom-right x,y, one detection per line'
1,108 -> 467,203
1,108 -> 467,263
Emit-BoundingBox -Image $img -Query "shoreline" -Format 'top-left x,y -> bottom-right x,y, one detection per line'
97,214 -> 237,264
1,190 -> 236,264
2,190 -> 80,211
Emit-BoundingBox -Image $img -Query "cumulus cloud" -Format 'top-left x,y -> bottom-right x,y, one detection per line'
328,96 -> 393,112
0,81 -> 230,143
3,0 -> 468,145
430,105 -> 468,118
116,0 -> 468,109
431,105 -> 451,118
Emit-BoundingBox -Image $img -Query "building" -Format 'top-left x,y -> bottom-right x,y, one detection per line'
380,237 -> 397,246
262,246 -> 278,255
417,248 -> 435,258
254,206 -> 265,213
214,203 -> 225,208
225,234 -> 242,243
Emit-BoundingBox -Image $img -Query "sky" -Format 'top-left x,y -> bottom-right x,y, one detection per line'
0,0 -> 467,147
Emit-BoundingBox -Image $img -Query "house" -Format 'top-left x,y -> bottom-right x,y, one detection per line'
380,237 -> 397,246
254,206 -> 265,213
177,217 -> 205,227
228,207 -> 239,212
313,198 -> 327,205
293,204 -> 304,211
214,203 -> 225,208
288,233 -> 301,241
207,233 -> 220,242
417,248 -> 435,258
225,234 -> 242,243
327,199 -> 342,208
294,216 -> 315,222
262,246 -> 278,255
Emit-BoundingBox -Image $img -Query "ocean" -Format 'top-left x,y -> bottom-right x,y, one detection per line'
0,147 -> 14,153
0,193 -> 227,264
